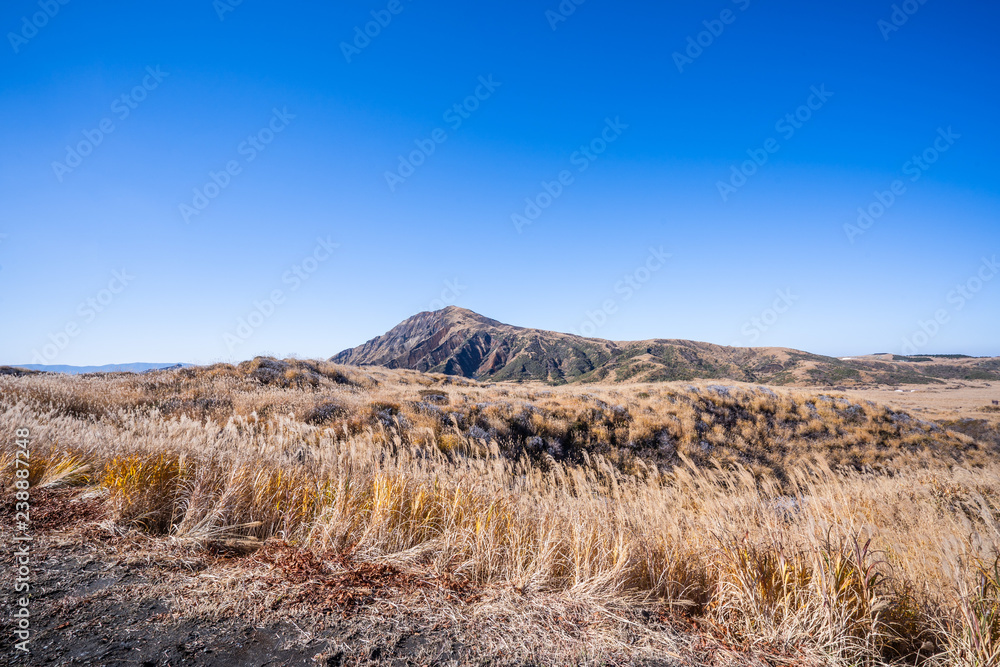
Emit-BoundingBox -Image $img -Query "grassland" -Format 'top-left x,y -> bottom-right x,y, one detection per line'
3,358 -> 1000,665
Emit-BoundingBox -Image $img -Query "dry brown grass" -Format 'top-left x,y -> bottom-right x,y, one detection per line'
3,358 -> 1000,665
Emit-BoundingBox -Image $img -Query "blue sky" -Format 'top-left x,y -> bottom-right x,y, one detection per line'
1,0 -> 997,365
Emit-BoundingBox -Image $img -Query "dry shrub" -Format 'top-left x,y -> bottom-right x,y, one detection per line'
102,452 -> 187,533
944,559 -> 1000,666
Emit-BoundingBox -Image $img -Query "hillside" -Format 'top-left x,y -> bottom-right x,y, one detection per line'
332,306 -> 1000,386
3,360 -> 1000,665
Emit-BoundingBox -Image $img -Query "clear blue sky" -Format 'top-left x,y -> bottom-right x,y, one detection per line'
1,0 -> 997,366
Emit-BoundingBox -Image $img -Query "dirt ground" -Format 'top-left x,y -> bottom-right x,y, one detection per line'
2,488 -> 772,667
826,380 -> 999,421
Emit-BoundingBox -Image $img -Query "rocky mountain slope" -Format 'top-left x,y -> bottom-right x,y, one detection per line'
332,306 -> 1000,386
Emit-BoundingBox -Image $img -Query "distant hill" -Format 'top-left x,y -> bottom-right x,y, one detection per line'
9,363 -> 189,375
332,306 -> 1000,386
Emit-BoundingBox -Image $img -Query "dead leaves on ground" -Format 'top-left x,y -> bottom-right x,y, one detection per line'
252,543 -> 480,615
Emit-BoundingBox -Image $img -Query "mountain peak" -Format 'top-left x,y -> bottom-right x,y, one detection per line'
331,310 -> 1000,386
332,307 -> 707,383
428,305 -> 499,324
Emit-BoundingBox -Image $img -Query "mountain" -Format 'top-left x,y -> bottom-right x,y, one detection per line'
332,307 -> 1000,386
10,363 -> 189,375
